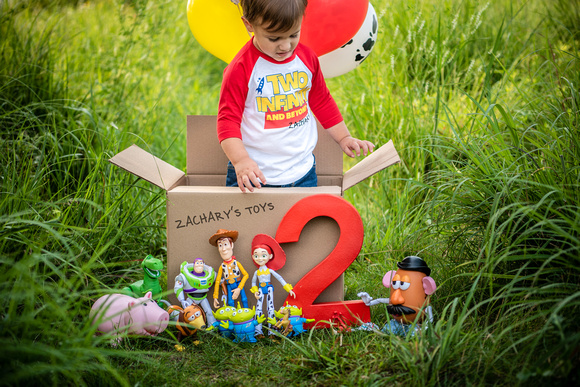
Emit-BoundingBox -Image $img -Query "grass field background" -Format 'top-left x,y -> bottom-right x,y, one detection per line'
1,0 -> 579,385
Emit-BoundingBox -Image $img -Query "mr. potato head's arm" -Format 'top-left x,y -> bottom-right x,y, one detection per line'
357,291 -> 390,306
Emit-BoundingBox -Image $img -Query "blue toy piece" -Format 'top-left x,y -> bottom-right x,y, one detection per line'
286,315 -> 312,337
268,303 -> 314,337
220,304 -> 266,343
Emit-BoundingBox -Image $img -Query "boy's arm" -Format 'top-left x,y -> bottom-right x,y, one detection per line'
297,45 -> 374,157
326,121 -> 375,157
220,138 -> 267,193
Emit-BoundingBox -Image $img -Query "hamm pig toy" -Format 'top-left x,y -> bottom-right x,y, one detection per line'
90,291 -> 169,344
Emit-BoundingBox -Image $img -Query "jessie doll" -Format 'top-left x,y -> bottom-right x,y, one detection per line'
249,234 -> 296,336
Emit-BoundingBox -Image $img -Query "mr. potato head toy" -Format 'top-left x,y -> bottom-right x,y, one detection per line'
358,256 -> 437,336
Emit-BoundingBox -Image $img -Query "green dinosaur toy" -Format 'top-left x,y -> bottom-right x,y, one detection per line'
123,255 -> 165,304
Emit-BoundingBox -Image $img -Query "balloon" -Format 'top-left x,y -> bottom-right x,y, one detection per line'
186,0 -> 369,64
318,2 -> 378,78
186,0 -> 250,64
301,0 -> 369,57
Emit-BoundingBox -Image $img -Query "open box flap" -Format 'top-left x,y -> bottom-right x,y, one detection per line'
109,144 -> 185,191
342,140 -> 401,192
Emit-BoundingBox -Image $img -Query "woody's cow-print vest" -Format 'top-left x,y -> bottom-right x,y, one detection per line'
221,260 -> 241,279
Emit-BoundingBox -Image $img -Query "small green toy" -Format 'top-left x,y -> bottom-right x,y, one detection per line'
123,255 -> 166,306
268,303 -> 315,337
219,303 -> 266,343
208,305 -> 235,339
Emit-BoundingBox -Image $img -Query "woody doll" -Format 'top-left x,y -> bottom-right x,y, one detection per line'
210,229 -> 249,308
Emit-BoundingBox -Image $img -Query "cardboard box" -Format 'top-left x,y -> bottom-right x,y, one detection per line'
110,115 -> 400,317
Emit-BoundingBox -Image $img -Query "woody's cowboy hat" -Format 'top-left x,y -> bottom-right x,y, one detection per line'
251,234 -> 286,270
209,229 -> 239,246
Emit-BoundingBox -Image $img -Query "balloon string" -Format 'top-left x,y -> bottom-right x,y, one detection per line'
232,1 -> 253,38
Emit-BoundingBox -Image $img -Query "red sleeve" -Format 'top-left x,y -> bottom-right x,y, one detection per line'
297,44 -> 343,129
217,42 -> 254,142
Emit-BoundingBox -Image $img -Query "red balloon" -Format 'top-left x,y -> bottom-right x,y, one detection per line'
301,0 -> 369,57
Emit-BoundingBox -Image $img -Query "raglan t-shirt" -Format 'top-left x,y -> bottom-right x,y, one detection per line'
217,38 -> 343,186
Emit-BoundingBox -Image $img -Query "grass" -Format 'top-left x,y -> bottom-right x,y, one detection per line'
1,0 -> 579,385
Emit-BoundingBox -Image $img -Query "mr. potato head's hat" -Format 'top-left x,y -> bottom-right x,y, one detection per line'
397,256 -> 431,276
209,229 -> 239,246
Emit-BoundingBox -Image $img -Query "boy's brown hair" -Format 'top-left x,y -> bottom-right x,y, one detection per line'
240,0 -> 308,33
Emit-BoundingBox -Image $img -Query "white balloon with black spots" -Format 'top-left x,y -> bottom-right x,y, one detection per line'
318,3 -> 378,78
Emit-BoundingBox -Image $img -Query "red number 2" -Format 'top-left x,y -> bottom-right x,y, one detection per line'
276,194 -> 371,328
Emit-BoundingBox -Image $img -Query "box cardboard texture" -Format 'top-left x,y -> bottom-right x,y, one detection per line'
110,115 -> 400,312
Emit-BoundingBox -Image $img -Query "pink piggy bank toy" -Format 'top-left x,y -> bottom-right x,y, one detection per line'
90,291 -> 169,344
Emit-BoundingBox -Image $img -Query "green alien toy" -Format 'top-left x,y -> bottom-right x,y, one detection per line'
219,303 -> 266,343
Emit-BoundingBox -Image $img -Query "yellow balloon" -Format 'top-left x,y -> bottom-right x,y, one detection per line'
187,0 -> 251,63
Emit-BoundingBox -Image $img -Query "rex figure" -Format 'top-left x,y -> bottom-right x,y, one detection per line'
123,255 -> 166,306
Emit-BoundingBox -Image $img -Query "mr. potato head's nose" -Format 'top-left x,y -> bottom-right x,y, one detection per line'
390,288 -> 405,305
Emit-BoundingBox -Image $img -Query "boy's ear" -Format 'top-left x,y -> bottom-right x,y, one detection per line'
241,17 -> 254,33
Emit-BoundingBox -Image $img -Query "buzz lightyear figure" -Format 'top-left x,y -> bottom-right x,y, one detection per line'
174,258 -> 217,326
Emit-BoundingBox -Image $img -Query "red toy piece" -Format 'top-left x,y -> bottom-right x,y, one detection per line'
275,194 -> 370,328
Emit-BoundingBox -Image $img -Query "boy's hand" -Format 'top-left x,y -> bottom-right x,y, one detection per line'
339,136 -> 375,158
233,157 -> 266,193
221,137 -> 266,193
326,121 -> 375,158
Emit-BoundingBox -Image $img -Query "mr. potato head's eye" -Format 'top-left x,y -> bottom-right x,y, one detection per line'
392,280 -> 401,289
400,282 -> 411,290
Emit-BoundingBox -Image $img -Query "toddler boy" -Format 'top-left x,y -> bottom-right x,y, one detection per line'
218,0 -> 374,192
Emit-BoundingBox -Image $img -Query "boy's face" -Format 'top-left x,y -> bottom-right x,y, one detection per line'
243,17 -> 302,62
